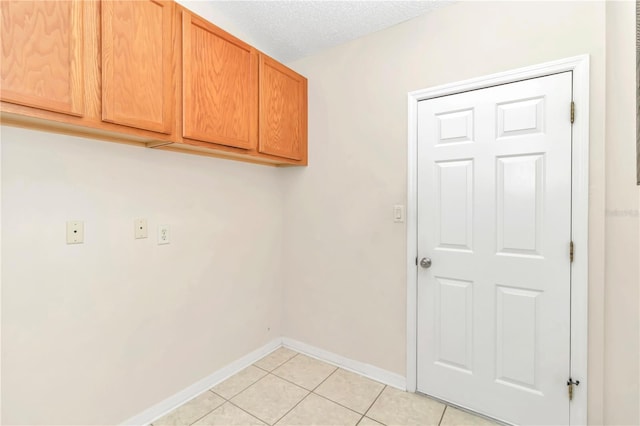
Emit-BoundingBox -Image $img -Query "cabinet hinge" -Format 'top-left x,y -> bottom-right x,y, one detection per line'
570,101 -> 575,124
567,378 -> 580,401
570,241 -> 574,263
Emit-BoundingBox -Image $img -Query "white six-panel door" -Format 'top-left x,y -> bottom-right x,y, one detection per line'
416,72 -> 573,425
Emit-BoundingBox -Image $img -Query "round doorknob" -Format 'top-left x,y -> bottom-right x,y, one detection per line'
420,257 -> 432,268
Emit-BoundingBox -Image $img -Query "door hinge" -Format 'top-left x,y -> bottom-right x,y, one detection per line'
567,378 -> 580,401
570,101 -> 575,124
570,241 -> 575,263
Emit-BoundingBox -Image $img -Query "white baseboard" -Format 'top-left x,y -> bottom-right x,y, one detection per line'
281,337 -> 407,391
121,338 -> 283,426
123,336 -> 407,425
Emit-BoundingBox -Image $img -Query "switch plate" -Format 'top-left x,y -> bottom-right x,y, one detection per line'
134,218 -> 147,239
158,225 -> 170,245
66,220 -> 84,244
393,205 -> 405,223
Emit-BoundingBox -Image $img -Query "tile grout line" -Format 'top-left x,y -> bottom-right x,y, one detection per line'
361,385 -> 387,424
201,367 -> 276,425
210,367 -> 269,401
271,389 -> 314,425
209,389 -> 227,401
264,351 -> 334,425
224,378 -> 291,425
252,359 -> 339,404
265,370 -> 309,390
310,366 -> 339,393
308,370 -> 386,421
267,363 -> 339,393
260,368 -> 318,416
226,399 -> 274,425
165,350 -> 301,426
187,395 -> 225,426
255,352 -> 299,374
162,349 -> 478,426
438,405 -> 448,426
269,363 -> 368,425
224,351 -> 304,426
173,350 -> 400,426
187,408 -> 216,426
268,364 -> 375,421
220,348 -> 301,401
221,371 -> 272,405
312,391 -> 370,419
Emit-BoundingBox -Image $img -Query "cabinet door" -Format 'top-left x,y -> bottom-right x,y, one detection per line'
259,55 -> 307,161
182,12 -> 257,149
1,1 -> 84,116
102,0 -> 174,134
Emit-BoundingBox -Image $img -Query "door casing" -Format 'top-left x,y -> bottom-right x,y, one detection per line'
405,55 -> 590,425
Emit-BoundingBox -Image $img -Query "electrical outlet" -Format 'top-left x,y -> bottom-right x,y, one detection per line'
66,220 -> 84,244
134,218 -> 148,239
158,225 -> 170,245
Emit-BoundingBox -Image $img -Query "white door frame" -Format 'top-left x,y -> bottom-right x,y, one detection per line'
406,55 -> 589,425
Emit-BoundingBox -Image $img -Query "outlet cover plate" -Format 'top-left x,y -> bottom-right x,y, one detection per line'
66,220 -> 84,244
158,225 -> 170,245
135,219 -> 148,239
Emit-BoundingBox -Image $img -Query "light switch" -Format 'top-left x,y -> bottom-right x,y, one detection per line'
393,205 -> 405,223
66,220 -> 84,244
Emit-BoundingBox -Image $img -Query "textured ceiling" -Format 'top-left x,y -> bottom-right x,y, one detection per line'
203,1 -> 450,63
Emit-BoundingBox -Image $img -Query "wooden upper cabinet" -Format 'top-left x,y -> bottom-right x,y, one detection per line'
1,2 -> 307,166
259,55 -> 307,162
1,1 -> 84,117
182,11 -> 257,150
102,0 -> 175,134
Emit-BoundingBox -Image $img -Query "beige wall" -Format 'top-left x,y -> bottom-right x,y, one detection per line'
1,2 -> 286,424
284,1 -> 636,424
604,1 -> 640,424
2,1 -> 638,424
0,127 -> 284,424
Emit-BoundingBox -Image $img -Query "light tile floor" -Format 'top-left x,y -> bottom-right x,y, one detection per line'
153,348 -> 499,426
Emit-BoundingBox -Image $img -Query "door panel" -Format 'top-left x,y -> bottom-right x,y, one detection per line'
497,97 -> 544,138
496,154 -> 544,256
496,285 -> 541,392
417,72 -> 572,425
435,159 -> 474,251
102,0 -> 174,134
1,1 -> 84,116
436,108 -> 474,144
435,277 -> 474,373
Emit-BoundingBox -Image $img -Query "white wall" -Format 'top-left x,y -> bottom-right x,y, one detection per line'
283,1 -> 636,424
0,127 -> 284,424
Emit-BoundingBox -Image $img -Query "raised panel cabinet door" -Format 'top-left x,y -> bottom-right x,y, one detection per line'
259,55 -> 307,161
102,0 -> 174,134
182,12 -> 257,149
1,1 -> 84,116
